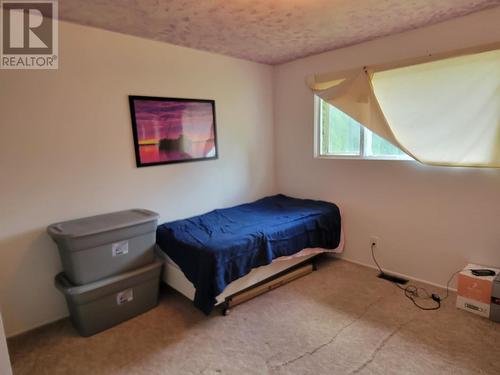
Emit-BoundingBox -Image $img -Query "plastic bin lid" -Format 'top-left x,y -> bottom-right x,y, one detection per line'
54,256 -> 164,296
47,209 -> 159,239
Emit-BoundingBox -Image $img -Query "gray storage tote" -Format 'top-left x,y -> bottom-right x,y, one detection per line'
55,257 -> 163,337
48,209 -> 159,285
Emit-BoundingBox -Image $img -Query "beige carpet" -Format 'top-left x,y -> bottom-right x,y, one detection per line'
8,258 -> 500,375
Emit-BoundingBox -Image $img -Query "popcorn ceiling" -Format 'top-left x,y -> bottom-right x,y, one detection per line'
60,0 -> 500,64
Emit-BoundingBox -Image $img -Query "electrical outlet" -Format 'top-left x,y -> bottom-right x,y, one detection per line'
370,236 -> 380,248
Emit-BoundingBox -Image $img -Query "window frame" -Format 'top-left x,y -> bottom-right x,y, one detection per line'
313,96 -> 414,161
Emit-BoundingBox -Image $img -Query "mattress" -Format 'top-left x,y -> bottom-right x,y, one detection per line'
162,252 -> 317,305
162,239 -> 344,305
156,194 -> 342,314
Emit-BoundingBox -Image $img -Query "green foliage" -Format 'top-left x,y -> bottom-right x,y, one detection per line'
321,100 -> 360,155
370,132 -> 405,156
320,99 -> 407,158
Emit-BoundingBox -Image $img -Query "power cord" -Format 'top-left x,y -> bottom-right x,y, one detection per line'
371,242 -> 461,311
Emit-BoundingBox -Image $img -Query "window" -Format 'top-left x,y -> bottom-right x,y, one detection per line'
316,97 -> 412,160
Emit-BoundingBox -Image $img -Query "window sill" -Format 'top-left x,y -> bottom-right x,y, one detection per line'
315,155 -> 416,162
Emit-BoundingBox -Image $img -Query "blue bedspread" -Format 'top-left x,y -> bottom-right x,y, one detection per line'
156,194 -> 341,314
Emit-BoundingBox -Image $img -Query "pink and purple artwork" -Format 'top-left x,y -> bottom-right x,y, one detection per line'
129,96 -> 218,167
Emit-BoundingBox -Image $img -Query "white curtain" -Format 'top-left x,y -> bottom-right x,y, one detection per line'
308,48 -> 500,167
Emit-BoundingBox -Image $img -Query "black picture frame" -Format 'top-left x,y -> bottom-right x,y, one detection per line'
129,95 -> 218,167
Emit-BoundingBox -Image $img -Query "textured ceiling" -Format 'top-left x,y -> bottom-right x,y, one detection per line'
59,0 -> 500,64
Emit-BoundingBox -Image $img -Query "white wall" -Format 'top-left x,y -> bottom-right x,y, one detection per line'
274,8 -> 500,288
2,7 -> 500,339
0,21 -> 274,336
0,313 -> 12,375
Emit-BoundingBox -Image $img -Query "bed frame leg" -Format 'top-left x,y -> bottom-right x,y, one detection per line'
222,300 -> 231,316
312,260 -> 318,271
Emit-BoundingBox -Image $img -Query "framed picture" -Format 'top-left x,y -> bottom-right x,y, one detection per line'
129,95 -> 218,167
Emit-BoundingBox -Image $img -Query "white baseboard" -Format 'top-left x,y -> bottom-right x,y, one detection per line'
6,313 -> 68,339
7,256 -> 458,338
338,255 -> 458,293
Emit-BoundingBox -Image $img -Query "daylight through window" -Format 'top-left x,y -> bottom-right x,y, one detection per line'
317,97 -> 412,160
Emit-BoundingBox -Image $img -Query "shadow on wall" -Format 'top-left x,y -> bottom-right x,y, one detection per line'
0,229 -> 66,337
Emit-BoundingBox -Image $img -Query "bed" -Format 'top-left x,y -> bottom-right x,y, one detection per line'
156,194 -> 343,314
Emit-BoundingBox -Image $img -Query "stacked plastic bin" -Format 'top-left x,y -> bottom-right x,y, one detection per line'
47,209 -> 162,337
